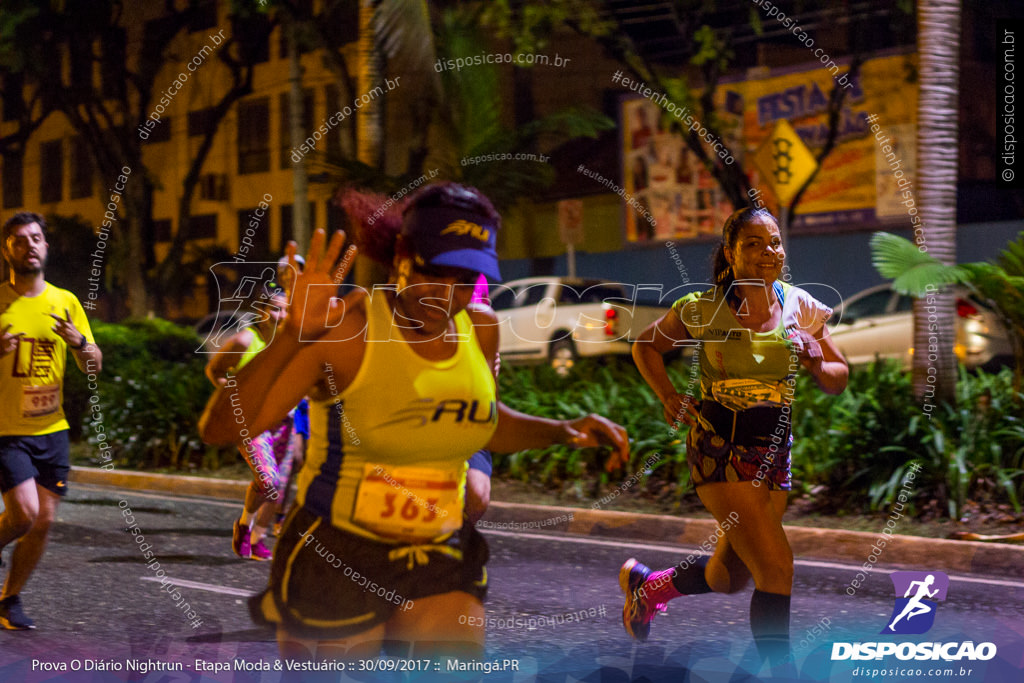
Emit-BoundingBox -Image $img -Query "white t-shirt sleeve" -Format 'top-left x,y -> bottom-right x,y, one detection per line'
787,286 -> 833,337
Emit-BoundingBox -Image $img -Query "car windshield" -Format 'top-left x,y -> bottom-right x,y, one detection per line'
838,289 -> 893,322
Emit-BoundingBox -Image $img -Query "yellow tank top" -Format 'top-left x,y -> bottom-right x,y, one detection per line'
298,291 -> 497,542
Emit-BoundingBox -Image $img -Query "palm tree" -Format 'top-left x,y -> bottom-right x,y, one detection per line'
914,0 -> 962,404
872,231 -> 1024,395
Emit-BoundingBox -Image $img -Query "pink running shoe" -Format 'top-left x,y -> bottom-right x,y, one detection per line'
619,558 -> 668,641
249,538 -> 273,561
232,519 -> 251,559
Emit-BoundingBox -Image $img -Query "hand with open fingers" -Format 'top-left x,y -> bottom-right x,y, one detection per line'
787,328 -> 824,363
48,309 -> 84,348
1,324 -> 24,357
283,229 -> 357,340
662,391 -> 698,429
564,414 -> 630,472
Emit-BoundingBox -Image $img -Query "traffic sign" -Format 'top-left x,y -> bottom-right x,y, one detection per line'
557,199 -> 584,246
752,120 -> 818,206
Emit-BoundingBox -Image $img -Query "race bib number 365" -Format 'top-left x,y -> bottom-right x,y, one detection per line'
22,384 -> 60,418
352,463 -> 462,542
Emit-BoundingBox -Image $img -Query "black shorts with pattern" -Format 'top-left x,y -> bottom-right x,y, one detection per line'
250,505 -> 488,640
686,420 -> 792,490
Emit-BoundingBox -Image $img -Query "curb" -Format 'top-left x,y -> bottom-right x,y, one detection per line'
70,466 -> 1024,579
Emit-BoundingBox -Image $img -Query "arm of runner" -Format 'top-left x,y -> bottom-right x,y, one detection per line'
204,330 -> 253,387
200,229 -> 359,444
632,311 -> 698,427
1,324 -> 24,358
487,403 -> 629,472
790,324 -> 848,395
50,308 -> 102,373
468,305 -> 628,471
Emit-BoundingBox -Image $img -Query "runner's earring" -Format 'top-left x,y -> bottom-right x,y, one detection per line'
396,258 -> 412,291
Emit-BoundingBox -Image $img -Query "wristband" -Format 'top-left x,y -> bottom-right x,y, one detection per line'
72,333 -> 87,350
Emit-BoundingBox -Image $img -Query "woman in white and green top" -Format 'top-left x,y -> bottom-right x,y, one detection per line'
621,207 -> 849,667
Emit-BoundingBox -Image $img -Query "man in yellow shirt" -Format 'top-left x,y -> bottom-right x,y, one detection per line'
0,212 -> 103,629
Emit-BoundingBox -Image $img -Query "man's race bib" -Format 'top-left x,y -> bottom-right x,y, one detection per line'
22,385 -> 60,418
352,463 -> 462,542
710,379 -> 789,411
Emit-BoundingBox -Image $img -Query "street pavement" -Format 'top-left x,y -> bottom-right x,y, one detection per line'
0,475 -> 1019,682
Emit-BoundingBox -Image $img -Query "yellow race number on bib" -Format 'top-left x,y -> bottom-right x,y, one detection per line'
352,463 -> 462,542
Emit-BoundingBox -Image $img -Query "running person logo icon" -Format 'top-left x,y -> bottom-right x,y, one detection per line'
199,263 -> 285,352
882,571 -> 949,635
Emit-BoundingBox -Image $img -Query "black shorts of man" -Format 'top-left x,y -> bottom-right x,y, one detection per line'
0,212 -> 103,629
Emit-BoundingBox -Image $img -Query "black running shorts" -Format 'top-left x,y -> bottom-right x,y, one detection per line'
251,505 -> 489,640
0,431 -> 71,496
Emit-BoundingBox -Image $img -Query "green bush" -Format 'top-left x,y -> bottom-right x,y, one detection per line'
789,361 -> 1024,517
498,358 -> 1024,517
64,318 -> 237,470
496,356 -> 699,498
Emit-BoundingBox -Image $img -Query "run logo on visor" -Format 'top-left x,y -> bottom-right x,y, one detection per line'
441,220 -> 491,242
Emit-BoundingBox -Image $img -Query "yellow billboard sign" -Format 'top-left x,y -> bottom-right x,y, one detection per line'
722,50 -> 917,231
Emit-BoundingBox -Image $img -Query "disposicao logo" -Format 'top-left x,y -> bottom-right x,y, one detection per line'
831,570 -> 997,663
882,570 -> 948,635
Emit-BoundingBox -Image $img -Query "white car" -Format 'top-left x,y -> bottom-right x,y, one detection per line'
828,284 -> 1013,370
490,277 -> 670,374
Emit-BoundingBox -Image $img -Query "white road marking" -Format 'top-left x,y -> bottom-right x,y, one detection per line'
140,576 -> 256,597
80,484 -> 1022,590
480,529 -> 1024,589
75,483 -> 239,508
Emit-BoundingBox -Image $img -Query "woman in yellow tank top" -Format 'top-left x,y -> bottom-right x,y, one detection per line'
205,286 -> 301,561
200,183 -> 630,662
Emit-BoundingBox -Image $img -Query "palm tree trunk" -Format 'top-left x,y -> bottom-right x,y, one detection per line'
289,19 -> 311,252
914,0 -> 962,404
355,0 -> 387,287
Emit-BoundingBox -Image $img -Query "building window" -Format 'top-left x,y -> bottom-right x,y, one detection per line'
235,13 -> 270,64
143,117 -> 172,144
190,214 -> 218,240
280,204 -> 316,251
326,200 -> 346,232
237,97 -> 270,174
2,73 -> 25,121
188,107 -> 217,137
324,85 -> 344,157
69,40 -> 93,95
101,28 -> 126,100
279,90 -> 314,169
325,1 -> 359,45
152,219 -> 173,242
70,137 -> 93,199
190,0 -> 218,32
39,140 -> 63,204
238,208 -> 271,259
2,151 -> 24,208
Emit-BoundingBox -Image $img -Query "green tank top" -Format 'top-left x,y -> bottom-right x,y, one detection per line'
236,327 -> 267,371
671,282 -> 832,410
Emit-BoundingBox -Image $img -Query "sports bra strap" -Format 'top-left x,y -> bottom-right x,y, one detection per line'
773,281 -> 785,306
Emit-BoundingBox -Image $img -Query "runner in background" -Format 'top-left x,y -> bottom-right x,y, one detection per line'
274,255 -> 309,535
0,212 -> 103,629
205,285 -> 300,560
465,274 -> 494,524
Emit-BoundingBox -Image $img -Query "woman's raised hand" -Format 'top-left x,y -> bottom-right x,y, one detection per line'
283,229 -> 357,340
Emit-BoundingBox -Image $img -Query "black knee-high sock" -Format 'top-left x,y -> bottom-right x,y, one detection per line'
669,556 -> 713,595
750,589 -> 791,661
